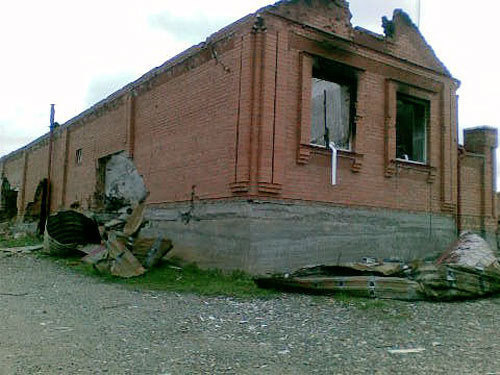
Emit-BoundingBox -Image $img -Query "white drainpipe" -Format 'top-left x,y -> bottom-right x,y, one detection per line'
329,142 -> 337,185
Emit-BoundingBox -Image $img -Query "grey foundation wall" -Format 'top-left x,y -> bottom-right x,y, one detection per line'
142,199 -> 457,275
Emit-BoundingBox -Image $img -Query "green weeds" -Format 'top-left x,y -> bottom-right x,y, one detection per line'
0,233 -> 42,248
46,255 -> 278,299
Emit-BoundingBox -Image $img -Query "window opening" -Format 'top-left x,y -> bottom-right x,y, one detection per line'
311,79 -> 351,149
310,57 -> 356,150
75,148 -> 83,165
396,94 -> 428,163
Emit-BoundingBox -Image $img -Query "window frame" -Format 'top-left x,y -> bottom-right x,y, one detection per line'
383,79 -> 438,178
395,93 -> 430,165
75,148 -> 83,165
310,77 -> 353,151
310,56 -> 357,152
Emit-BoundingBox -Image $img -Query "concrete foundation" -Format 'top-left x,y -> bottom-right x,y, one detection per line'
143,199 -> 457,274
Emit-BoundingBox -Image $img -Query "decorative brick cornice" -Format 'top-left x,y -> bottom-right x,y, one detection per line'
427,168 -> 437,183
441,202 -> 456,214
297,144 -> 311,165
385,160 -> 396,178
258,182 -> 282,195
350,153 -> 363,173
230,181 -> 250,194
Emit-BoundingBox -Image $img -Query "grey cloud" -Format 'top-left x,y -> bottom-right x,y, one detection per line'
85,72 -> 137,107
0,133 -> 38,157
350,0 -> 418,32
149,11 -> 232,44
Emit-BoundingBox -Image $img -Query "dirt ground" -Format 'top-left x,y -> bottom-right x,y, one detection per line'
0,253 -> 499,374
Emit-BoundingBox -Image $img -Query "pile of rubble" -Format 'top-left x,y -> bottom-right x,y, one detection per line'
255,232 -> 500,301
43,203 -> 173,278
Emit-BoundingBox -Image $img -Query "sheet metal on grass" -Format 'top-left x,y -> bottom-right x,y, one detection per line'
255,232 -> 500,301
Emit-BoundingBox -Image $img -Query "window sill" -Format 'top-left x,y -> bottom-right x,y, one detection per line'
309,144 -> 356,156
307,144 -> 363,173
395,158 -> 429,169
391,159 -> 436,182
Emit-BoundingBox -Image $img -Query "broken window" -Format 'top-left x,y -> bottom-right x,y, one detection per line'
75,148 -> 83,165
310,57 -> 356,150
396,94 -> 428,163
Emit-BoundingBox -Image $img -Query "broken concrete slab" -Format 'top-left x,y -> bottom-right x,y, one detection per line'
139,237 -> 173,269
103,152 -> 147,210
437,231 -> 499,269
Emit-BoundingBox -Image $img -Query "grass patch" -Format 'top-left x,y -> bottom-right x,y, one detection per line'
0,233 -> 42,248
331,292 -> 390,309
43,254 -> 279,299
328,292 -> 411,319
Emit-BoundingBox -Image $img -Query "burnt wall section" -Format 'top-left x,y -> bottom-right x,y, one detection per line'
0,177 -> 18,221
143,199 -> 456,274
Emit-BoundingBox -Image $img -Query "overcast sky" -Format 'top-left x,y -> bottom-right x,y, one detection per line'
1,0 -> 499,182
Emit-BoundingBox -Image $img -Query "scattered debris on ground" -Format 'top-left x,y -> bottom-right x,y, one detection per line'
255,232 -> 500,301
0,244 -> 43,255
42,202 -> 173,278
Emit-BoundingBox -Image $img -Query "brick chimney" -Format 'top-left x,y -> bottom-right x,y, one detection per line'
463,126 -> 498,154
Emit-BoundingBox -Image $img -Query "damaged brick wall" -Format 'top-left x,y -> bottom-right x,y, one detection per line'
23,142 -> 50,216
0,177 -> 18,220
64,102 -> 128,210
237,2 -> 460,221
132,34 -> 243,203
1,153 -> 25,215
0,0 -> 497,265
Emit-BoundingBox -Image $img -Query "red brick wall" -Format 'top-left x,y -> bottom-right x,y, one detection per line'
1,153 -> 25,212
133,40 -> 243,203
458,128 -> 498,235
244,13 -> 459,217
459,154 -> 483,231
0,0 -> 496,241
63,105 -> 127,209
23,142 -> 49,209
49,129 -> 69,210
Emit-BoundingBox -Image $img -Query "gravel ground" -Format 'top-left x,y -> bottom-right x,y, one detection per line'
0,253 -> 499,375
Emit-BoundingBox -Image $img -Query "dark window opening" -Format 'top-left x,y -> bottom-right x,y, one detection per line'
76,148 -> 83,165
310,57 -> 357,150
396,94 -> 428,163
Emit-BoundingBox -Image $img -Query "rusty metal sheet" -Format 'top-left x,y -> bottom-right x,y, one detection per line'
107,235 -> 145,278
255,275 -> 423,301
123,202 -> 146,237
43,210 -> 101,255
81,244 -> 108,264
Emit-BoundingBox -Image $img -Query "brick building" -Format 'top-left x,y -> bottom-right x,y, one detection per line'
0,0 -> 497,273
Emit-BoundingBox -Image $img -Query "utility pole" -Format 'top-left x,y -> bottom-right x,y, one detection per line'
46,105 -> 55,217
